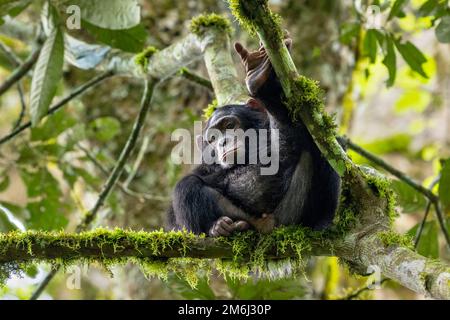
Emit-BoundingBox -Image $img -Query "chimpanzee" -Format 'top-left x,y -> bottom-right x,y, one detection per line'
166,38 -> 341,237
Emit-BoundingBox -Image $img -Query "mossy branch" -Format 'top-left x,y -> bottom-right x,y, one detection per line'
1,228 -> 449,299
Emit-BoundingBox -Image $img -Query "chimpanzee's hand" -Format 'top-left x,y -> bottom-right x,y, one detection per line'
251,213 -> 276,234
209,216 -> 250,237
234,36 -> 292,96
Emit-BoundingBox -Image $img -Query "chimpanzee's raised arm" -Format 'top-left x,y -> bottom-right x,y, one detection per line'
234,39 -> 292,123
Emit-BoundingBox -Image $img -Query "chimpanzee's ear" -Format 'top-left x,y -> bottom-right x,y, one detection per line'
195,134 -> 203,152
246,98 -> 266,113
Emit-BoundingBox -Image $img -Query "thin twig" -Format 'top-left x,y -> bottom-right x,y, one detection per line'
344,136 -> 450,249
12,83 -> 27,130
0,45 -> 41,96
178,67 -> 213,90
76,142 -> 168,202
415,176 -> 441,248
123,135 -> 150,188
79,79 -> 156,228
0,40 -> 23,66
30,79 -> 156,300
0,71 -> 113,146
342,136 -> 436,200
340,278 -> 389,300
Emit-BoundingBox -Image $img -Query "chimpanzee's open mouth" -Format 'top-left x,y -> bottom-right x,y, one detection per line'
221,147 -> 239,162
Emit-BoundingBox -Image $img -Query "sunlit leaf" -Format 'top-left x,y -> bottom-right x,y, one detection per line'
388,0 -> 408,21
394,90 -> 431,113
29,7 -> 64,125
65,35 -> 111,69
71,0 -> 141,30
82,20 -> 147,53
394,39 -> 428,78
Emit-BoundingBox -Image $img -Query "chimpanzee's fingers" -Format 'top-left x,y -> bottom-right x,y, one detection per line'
216,225 -> 231,236
219,219 -> 234,232
220,216 -> 234,225
234,42 -> 248,61
233,220 -> 250,231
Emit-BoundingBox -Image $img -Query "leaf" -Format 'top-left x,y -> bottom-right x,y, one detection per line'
339,22 -> 360,44
64,35 -> 111,69
88,117 -> 121,142
72,0 -> 141,30
31,109 -> 77,141
363,29 -> 378,63
170,275 -> 216,300
0,0 -> 31,19
388,0 -> 408,21
391,180 -> 427,213
418,0 -> 439,17
0,173 -> 10,192
82,20 -> 146,53
29,23 -> 64,125
383,35 -> 397,86
408,221 -> 439,258
436,16 -> 450,43
439,158 -> 450,213
394,39 -> 428,78
21,167 -> 68,230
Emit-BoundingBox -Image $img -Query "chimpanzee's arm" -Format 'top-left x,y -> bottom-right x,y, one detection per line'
169,169 -> 250,236
234,40 -> 292,124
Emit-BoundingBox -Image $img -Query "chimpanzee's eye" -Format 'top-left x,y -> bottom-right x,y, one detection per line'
225,122 -> 235,130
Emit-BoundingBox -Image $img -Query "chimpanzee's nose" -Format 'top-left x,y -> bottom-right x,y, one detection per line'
219,136 -> 230,148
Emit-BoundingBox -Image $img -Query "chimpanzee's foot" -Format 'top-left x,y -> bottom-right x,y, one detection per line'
209,217 -> 250,237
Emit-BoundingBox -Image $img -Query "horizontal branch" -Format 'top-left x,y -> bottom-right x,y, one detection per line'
1,228 -> 449,299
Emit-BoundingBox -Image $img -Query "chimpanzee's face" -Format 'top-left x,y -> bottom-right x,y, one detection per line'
201,104 -> 268,168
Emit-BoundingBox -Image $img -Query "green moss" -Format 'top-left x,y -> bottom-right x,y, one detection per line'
189,13 -> 232,37
363,168 -> 398,224
378,231 -> 413,248
202,99 -> 218,120
134,46 -> 158,73
228,0 -> 283,44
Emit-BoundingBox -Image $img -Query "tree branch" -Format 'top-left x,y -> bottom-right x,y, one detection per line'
0,45 -> 41,96
1,229 -> 449,299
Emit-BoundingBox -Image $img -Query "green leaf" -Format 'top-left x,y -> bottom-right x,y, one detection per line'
436,16 -> 450,43
81,20 -> 146,53
88,117 -> 121,142
408,221 -> 439,258
31,110 -> 77,141
363,29 -> 378,63
439,158 -> 450,213
72,0 -> 140,30
394,39 -> 428,78
21,167 -> 68,230
339,22 -> 360,44
391,180 -> 427,213
388,0 -> 408,21
418,0 -> 439,17
0,173 -> 9,192
0,0 -> 31,19
383,35 -> 397,86
29,23 -> 64,125
26,198 -> 68,230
